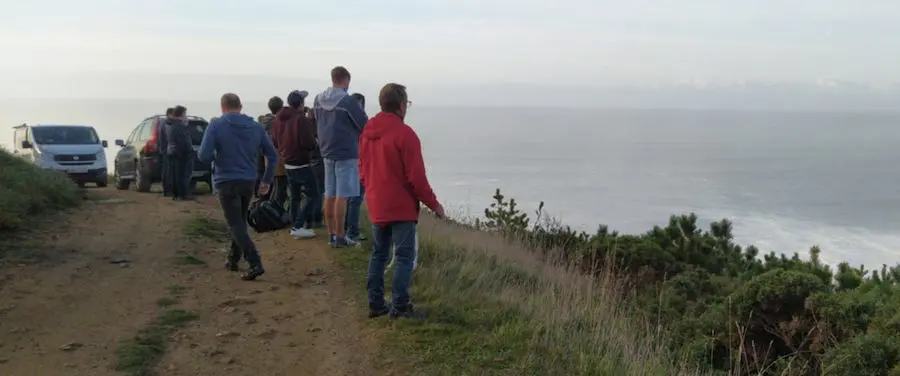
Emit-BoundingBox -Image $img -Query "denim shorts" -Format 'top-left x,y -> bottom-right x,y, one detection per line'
323,158 -> 360,198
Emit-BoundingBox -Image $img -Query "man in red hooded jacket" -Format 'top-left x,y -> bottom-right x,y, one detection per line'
359,83 -> 444,319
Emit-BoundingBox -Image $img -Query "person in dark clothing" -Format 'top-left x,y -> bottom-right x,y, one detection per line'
198,93 -> 278,281
159,107 -> 175,196
307,109 -> 325,229
258,96 -> 288,207
166,105 -> 195,200
345,93 -> 367,241
271,90 -> 319,239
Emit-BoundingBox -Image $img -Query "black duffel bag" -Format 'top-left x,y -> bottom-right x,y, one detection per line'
247,198 -> 290,233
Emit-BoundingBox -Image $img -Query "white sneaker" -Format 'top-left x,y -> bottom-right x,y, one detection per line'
290,228 -> 316,239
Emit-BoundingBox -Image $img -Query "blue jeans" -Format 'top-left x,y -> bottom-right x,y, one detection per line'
367,222 -> 418,310
345,183 -> 365,238
285,166 -> 319,230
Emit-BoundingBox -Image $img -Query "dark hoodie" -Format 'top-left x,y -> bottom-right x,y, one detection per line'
165,119 -> 193,157
271,106 -> 316,167
359,112 -> 440,225
198,113 -> 278,187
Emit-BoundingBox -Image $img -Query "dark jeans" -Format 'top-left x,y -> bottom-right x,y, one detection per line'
367,222 -> 418,310
311,160 -> 325,224
345,183 -> 365,238
270,175 -> 288,209
285,166 -> 319,230
168,155 -> 193,198
160,156 -> 172,195
217,180 -> 262,267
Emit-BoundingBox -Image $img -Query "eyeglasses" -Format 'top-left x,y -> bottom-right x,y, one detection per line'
406,100 -> 413,108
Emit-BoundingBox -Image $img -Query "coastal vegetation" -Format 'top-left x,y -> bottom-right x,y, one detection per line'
475,189 -> 900,375
341,188 -> 900,375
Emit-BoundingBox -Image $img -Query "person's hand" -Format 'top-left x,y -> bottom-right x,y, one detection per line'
258,183 -> 271,196
433,204 -> 446,219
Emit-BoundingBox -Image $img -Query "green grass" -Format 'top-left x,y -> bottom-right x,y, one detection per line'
155,297 -> 178,307
115,309 -> 199,375
332,216 -> 708,376
182,215 -> 229,240
0,148 -> 81,260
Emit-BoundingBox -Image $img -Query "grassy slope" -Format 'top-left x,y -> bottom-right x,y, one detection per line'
0,148 -> 81,259
333,214 -> 708,376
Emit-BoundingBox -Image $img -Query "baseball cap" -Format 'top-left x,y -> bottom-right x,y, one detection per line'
287,90 -> 309,107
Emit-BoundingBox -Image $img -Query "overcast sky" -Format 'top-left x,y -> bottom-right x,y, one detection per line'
1,0 -> 899,104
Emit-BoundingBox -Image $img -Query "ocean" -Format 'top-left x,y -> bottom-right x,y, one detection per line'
2,98 -> 900,268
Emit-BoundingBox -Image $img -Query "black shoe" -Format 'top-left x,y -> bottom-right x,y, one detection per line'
368,306 -> 390,318
389,304 -> 425,320
241,266 -> 265,281
224,261 -> 239,272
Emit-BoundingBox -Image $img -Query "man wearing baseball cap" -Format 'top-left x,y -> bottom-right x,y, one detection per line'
271,90 -> 319,238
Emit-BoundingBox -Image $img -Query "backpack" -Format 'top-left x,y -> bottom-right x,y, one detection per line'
247,198 -> 290,233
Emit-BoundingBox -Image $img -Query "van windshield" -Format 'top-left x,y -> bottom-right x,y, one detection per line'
31,126 -> 100,145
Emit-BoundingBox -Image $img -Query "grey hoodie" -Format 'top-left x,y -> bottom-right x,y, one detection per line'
313,87 -> 368,161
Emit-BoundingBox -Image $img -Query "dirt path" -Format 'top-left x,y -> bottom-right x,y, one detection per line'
0,188 -> 377,376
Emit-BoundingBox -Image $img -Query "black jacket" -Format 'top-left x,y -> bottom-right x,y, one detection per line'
165,120 -> 193,157
157,119 -> 169,155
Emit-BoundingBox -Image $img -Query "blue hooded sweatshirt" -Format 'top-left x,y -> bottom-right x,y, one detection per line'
197,112 -> 278,188
313,87 -> 369,161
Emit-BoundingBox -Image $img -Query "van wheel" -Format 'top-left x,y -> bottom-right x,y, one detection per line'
135,163 -> 152,193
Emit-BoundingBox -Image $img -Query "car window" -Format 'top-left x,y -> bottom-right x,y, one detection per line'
31,126 -> 100,145
125,125 -> 138,144
138,119 -> 154,141
186,120 -> 208,145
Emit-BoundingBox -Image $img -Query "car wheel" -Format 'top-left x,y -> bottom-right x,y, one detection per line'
136,162 -> 152,192
114,166 -> 131,190
97,180 -> 108,188
189,180 -> 198,195
77,182 -> 86,188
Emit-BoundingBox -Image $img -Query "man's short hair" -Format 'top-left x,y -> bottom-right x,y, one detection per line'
165,107 -> 175,116
378,83 -> 407,113
172,105 -> 187,118
221,93 -> 242,110
267,96 -> 284,114
330,66 -> 351,84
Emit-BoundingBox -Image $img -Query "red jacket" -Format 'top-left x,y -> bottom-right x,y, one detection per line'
359,112 -> 440,225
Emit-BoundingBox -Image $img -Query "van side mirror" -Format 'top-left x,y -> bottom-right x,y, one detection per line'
102,140 -> 108,148
21,140 -> 32,149
114,139 -> 125,147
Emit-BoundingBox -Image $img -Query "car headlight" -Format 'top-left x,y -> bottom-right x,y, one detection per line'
96,151 -> 105,160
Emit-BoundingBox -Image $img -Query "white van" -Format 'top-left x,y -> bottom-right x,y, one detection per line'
12,123 -> 110,187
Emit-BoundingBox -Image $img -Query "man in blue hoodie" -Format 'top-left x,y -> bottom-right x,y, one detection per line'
313,66 -> 369,248
198,93 -> 278,281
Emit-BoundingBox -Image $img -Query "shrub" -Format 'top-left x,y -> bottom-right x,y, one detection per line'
0,147 -> 80,231
479,188 -> 900,375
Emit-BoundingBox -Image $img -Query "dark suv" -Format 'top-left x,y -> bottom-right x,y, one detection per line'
112,115 -> 212,192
